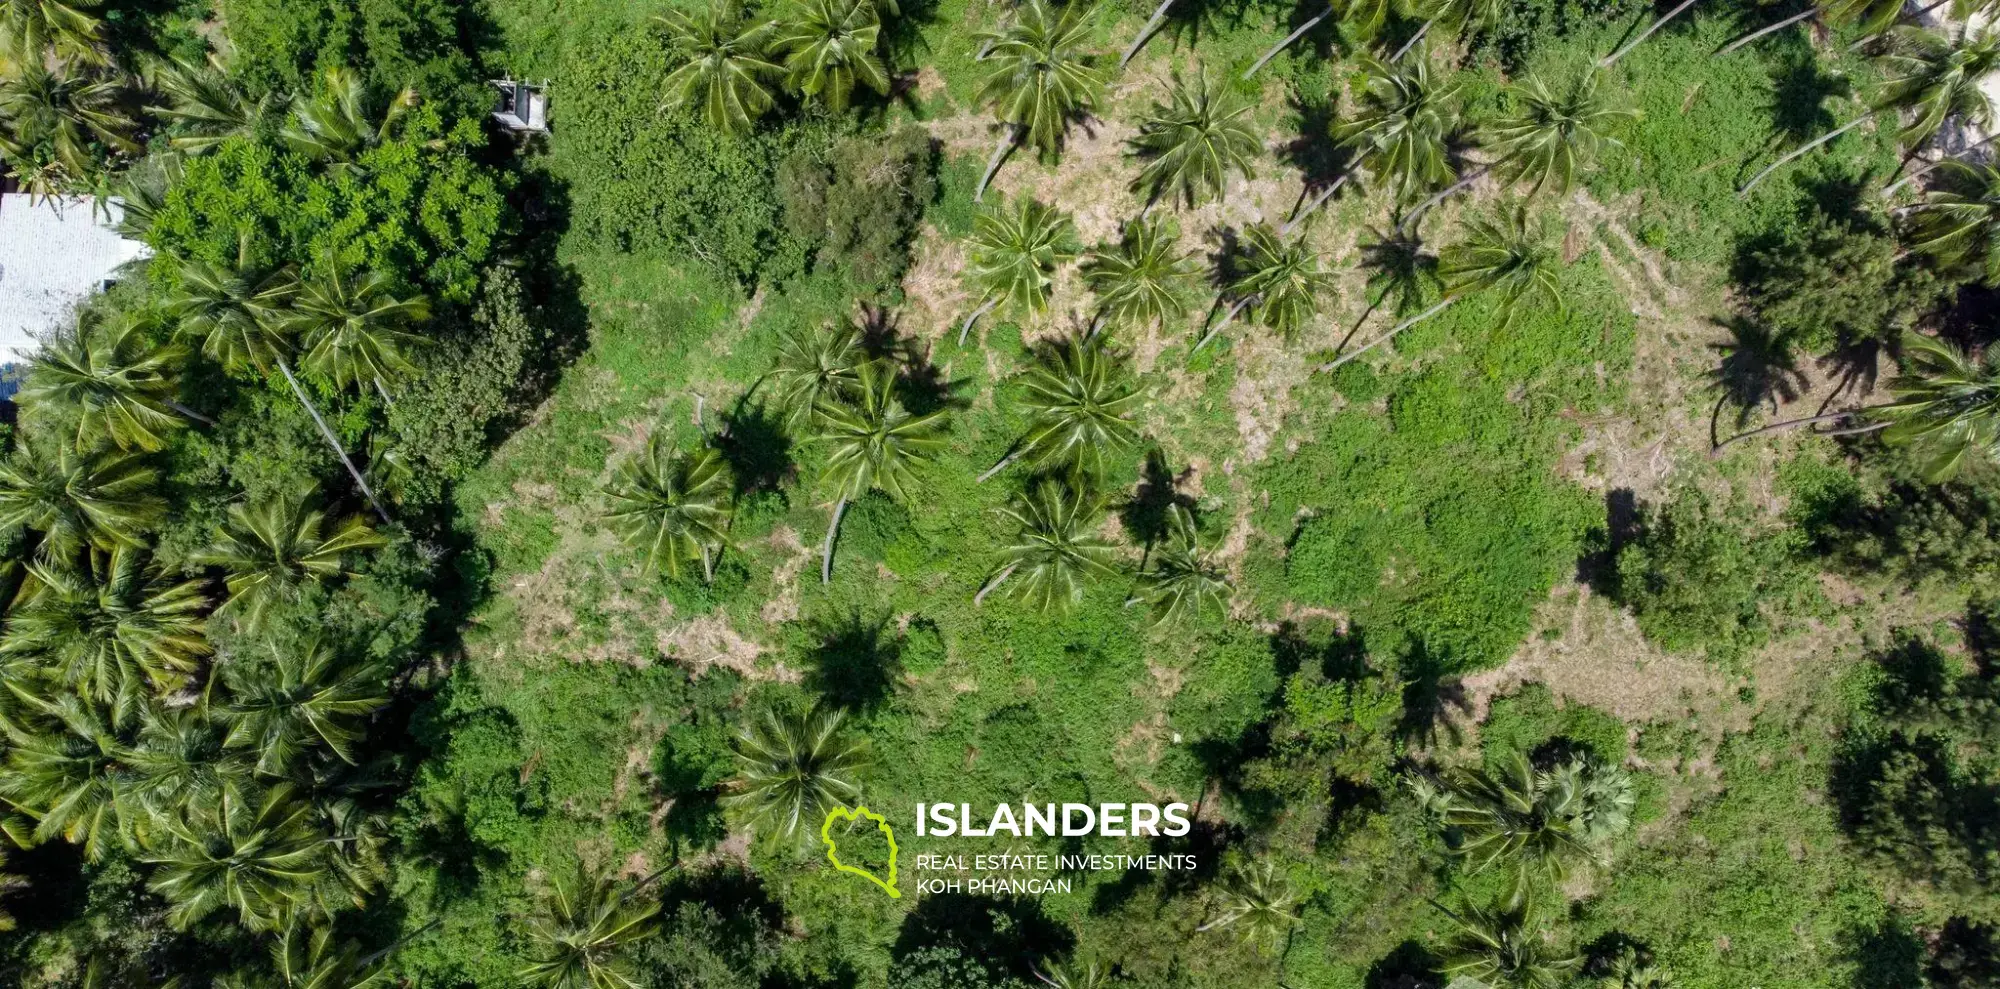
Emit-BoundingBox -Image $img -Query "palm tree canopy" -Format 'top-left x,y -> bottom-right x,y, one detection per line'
119,705 -> 254,832
974,0 -> 1105,153
966,198 -> 1077,318
1130,67 -> 1262,209
1426,748 -> 1635,882
143,783 -> 328,933
658,0 -> 783,137
0,59 -> 137,180
287,266 -> 431,395
1487,70 -> 1634,198
0,691 -> 126,860
1874,27 -> 2000,150
519,865 -> 660,989
601,435 -> 735,580
765,321 -> 865,428
988,479 -> 1119,612
1438,881 -> 1581,989
281,66 -> 416,165
0,441 -> 164,559
2,547 -> 209,725
193,485 -> 389,631
812,360 -> 950,502
1011,333 -> 1147,479
1082,216 -> 1198,330
218,639 -> 389,775
1876,333 -> 2000,482
1334,54 -> 1463,205
1141,504 -> 1231,625
726,705 -> 868,839
1230,223 -> 1333,335
148,54 -> 273,155
1412,0 -> 1504,40
21,307 -> 190,453
269,925 -> 389,989
774,0 -> 891,113
0,0 -> 104,62
165,256 -> 299,376
1903,160 -> 2000,285
1201,862 -> 1299,953
1438,203 -> 1563,320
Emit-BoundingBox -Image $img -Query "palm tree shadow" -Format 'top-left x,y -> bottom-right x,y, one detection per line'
1121,449 -> 1198,564
1395,639 -> 1469,748
802,609 -> 903,712
859,305 -> 970,414
1156,0 -> 1265,56
1707,315 -> 1806,441
716,400 -> 795,497
1278,93 -> 1358,210
1760,52 -> 1854,157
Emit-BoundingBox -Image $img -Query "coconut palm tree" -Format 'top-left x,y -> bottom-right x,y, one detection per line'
0,0 -> 106,61
518,864 -> 660,989
0,690 -> 129,860
2,548 -> 209,726
1903,161 -> 2000,284
1601,945 -> 1678,989
1244,0 -> 1396,80
658,0 -> 782,137
1326,201 -> 1561,370
286,266 -> 430,407
0,59 -> 137,181
166,253 -> 392,523
958,198 -> 1077,344
1036,957 -> 1113,989
812,360 -> 950,582
119,705 -> 253,834
1135,504 -> 1230,624
774,0 -> 890,113
1425,749 -> 1635,882
760,321 -> 864,429
1287,54 -> 1462,232
21,308 -> 209,453
218,639 -> 388,776
1081,216 -> 1198,332
1199,223 -> 1332,351
267,925 -> 391,989
110,153 -> 179,240
194,485 -> 388,632
148,54 -> 277,155
144,783 -> 327,932
1195,861 -> 1300,954
976,479 -> 1119,610
1717,0 -> 1902,55
1872,333 -> 2000,482
602,435 -> 735,582
1740,27 -> 2000,195
0,441 -> 164,560
1437,881 -> 1581,989
971,0 -> 1105,201
1129,67 -> 1262,211
1405,69 -> 1633,225
1392,0 -> 1504,61
726,704 -> 868,839
980,332 -> 1145,482
281,67 -> 416,168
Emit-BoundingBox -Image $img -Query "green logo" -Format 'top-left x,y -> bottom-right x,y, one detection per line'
821,804 -> 901,899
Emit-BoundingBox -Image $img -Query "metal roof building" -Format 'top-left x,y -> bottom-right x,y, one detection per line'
0,194 -> 153,364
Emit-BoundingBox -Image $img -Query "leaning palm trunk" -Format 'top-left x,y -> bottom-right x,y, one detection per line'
276,358 -> 391,523
977,448 -> 1022,483
163,398 -> 217,427
1319,295 -> 1458,371
1882,132 -> 2000,196
975,125 -> 1022,202
1600,0 -> 1704,67
1390,20 -> 1433,61
960,295 -> 1001,346
1192,295 -> 1257,354
1121,0 -> 1179,68
1708,408 -> 1883,455
1738,113 -> 1874,195
1245,6 -> 1334,80
1716,6 -> 1817,55
974,562 -> 1018,605
821,498 -> 848,583
1402,161 -> 1497,232
1283,170 -> 1354,235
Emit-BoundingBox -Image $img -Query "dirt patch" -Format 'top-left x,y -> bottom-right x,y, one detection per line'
761,526 -> 814,625
658,611 -> 788,680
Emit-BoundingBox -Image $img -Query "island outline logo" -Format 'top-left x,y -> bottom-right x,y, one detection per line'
821,804 -> 901,899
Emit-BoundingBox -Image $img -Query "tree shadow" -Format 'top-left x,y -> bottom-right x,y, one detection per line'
1087,817 -> 1231,915
1121,449 -> 1198,564
1843,917 -> 1927,989
1927,917 -> 2000,988
1577,487 -> 1639,594
892,893 -> 1076,982
1364,939 -> 1442,989
1707,315 -> 1806,435
802,609 -> 903,712
860,306 -> 969,415
1278,93 -> 1358,214
1396,639 -> 1469,748
1764,51 -> 1853,148
716,400 -> 795,496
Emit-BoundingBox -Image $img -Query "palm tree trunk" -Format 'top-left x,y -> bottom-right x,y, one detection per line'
701,545 -> 714,584
1882,131 -> 2000,197
1192,295 -> 1256,354
1282,169 -> 1353,235
977,448 -> 1022,483
821,497 -> 847,584
356,919 -> 443,968
1600,0 -> 1705,67
1390,19 -> 1432,62
1708,408 -> 1878,455
276,357 -> 391,524
1738,112 -> 1874,195
959,295 -> 1001,346
1318,295 -> 1457,371
975,126 -> 1020,203
1244,6 -> 1334,80
974,562 -> 1018,605
373,375 -> 394,408
1716,6 -> 1817,55
1401,161 -> 1496,232
1121,0 -> 1178,69
163,398 -> 216,427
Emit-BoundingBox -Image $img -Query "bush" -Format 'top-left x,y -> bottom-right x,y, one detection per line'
1788,447 -> 2000,589
1614,487 -> 1811,663
1734,211 -> 1950,354
218,0 -> 484,114
1480,683 -> 1628,765
780,127 -> 938,292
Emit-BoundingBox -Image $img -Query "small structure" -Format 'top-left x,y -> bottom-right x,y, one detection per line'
0,194 -> 152,365
491,77 -> 549,133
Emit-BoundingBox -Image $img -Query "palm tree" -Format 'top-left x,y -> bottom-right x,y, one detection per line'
1081,216 -> 1198,331
972,0 -> 1105,201
1136,504 -> 1230,624
268,925 -> 390,989
21,308 -> 210,453
1129,68 -> 1262,211
1740,27 -> 2000,195
774,0 -> 890,113
111,153 -> 180,240
166,253 -> 393,523
2,548 -> 210,726
1425,749 -> 1635,882
959,198 -> 1076,345
1405,69 -> 1633,226
194,485 -> 388,631
281,67 -> 416,167
1437,881 -> 1581,989
1036,957 -> 1113,989
726,705 -> 868,839
519,864 -> 661,989
148,54 -> 276,154
760,321 -> 864,429
1199,223 -> 1331,351
119,705 -> 253,834
980,332 -> 1145,482
1392,0 -> 1505,61
1287,54 -> 1462,232
811,360 -> 950,582
1874,333 -> 2000,481
0,692 -> 126,861
976,479 -> 1119,610
1326,201 -> 1561,370
144,783 -> 327,932
658,0 -> 783,137
0,59 -> 137,181
1195,862 -> 1300,954
602,435 -> 735,582
1903,161 -> 2000,284
1717,0 -> 1902,56
286,266 -> 430,407
0,0 -> 105,63
219,639 -> 389,775
1601,945 -> 1678,989
0,441 -> 164,560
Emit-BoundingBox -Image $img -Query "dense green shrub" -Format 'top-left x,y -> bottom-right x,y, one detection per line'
1242,659 -> 1404,797
1787,449 -> 2000,589
1734,212 -> 1950,354
890,945 -> 1029,989
219,0 -> 483,113
1613,487 -> 1811,663
780,127 -> 939,291
1480,683 -> 1628,765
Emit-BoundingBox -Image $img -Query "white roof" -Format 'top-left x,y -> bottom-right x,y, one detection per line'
0,194 -> 153,365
